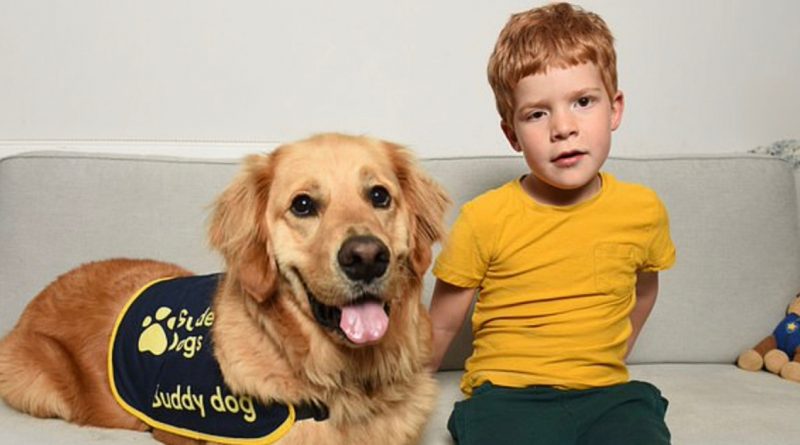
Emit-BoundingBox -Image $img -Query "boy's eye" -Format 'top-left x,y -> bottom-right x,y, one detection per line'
528,111 -> 547,121
576,97 -> 593,108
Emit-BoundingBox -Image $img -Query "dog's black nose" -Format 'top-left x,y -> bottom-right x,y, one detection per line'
337,236 -> 390,282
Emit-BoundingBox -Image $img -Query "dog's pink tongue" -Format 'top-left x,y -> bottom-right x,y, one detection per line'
339,301 -> 389,345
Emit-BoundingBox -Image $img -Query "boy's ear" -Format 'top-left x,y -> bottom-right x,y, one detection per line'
501,121 -> 521,152
610,90 -> 625,131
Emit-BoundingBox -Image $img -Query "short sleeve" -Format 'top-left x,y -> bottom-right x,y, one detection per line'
432,205 -> 488,289
641,196 -> 676,272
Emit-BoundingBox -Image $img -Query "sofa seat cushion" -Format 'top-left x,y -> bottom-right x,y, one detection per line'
5,364 -> 796,444
423,364 -> 800,445
631,364 -> 800,445
0,402 -> 147,444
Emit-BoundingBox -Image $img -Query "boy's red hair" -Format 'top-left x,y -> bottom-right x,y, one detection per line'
488,2 -> 617,127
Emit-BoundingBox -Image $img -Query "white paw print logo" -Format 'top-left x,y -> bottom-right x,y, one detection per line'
137,307 -> 177,356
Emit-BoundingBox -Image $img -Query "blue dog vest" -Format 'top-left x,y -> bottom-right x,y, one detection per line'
108,274 -> 326,444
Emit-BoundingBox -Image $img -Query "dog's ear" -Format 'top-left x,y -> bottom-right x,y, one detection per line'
208,154 -> 278,302
387,144 -> 452,277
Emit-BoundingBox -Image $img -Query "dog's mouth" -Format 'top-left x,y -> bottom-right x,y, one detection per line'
295,272 -> 390,346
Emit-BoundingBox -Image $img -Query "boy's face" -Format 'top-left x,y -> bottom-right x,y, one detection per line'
502,62 -> 624,205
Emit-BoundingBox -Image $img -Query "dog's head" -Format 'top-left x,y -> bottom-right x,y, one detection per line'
209,134 -> 450,347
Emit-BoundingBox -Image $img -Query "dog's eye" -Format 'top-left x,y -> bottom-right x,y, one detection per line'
369,186 -> 391,209
290,194 -> 317,217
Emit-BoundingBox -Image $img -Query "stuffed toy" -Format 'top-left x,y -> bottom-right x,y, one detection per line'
737,294 -> 800,382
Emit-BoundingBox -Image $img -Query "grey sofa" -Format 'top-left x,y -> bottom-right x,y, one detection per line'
2,150 -> 800,445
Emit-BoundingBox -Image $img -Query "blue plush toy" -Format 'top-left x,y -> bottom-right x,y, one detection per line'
737,295 -> 800,382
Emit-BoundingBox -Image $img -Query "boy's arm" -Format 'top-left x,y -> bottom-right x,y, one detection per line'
626,271 -> 659,359
427,279 -> 477,372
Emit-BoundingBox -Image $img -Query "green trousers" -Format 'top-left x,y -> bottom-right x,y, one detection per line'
447,381 -> 670,445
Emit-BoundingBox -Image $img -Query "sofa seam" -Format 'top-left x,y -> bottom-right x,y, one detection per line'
0,151 -> 789,168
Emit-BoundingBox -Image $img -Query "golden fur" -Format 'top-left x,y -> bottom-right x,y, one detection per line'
0,133 -> 450,445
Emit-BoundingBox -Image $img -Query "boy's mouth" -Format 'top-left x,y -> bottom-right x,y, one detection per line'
552,150 -> 587,166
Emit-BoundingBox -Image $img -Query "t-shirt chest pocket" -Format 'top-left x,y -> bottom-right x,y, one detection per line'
594,243 -> 638,297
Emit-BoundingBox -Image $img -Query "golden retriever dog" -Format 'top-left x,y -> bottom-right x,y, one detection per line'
0,133 -> 450,445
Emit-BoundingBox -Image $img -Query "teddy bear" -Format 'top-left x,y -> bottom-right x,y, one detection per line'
737,294 -> 800,382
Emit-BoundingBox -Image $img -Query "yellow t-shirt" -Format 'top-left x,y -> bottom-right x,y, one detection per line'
433,172 -> 676,396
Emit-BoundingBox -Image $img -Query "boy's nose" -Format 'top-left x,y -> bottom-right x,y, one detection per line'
550,111 -> 578,142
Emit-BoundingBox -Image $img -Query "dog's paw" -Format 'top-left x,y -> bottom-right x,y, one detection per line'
138,307 -> 177,356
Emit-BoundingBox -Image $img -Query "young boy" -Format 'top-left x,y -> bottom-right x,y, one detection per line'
428,3 -> 676,444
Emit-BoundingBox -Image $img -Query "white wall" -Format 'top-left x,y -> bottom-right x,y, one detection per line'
0,0 -> 798,159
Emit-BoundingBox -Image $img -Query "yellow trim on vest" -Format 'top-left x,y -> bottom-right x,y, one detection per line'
107,277 -> 295,445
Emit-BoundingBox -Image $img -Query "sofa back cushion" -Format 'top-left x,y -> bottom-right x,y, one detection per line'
1,152 -> 798,368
